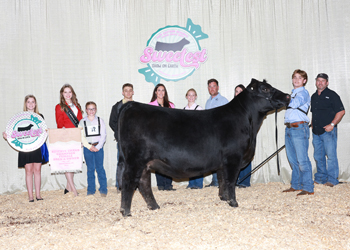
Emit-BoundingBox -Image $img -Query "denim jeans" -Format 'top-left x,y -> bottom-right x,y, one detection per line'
285,123 -> 314,193
84,147 -> 108,195
210,172 -> 219,186
237,162 -> 252,187
313,127 -> 339,185
155,172 -> 173,189
187,176 -> 204,188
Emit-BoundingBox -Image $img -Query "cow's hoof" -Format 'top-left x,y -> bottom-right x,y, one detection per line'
120,208 -> 131,217
227,200 -> 238,207
148,204 -> 160,210
219,195 -> 229,201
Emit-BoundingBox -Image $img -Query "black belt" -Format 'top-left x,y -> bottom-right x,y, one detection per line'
285,121 -> 307,128
89,142 -> 98,146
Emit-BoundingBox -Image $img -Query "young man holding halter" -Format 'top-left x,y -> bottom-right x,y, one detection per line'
283,69 -> 314,196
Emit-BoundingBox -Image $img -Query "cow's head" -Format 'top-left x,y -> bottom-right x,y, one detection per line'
246,79 -> 290,112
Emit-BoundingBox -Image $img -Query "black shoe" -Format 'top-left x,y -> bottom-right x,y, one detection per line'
190,186 -> 200,189
36,198 -> 44,201
29,199 -> 34,202
165,187 -> 176,191
236,184 -> 247,188
64,189 -> 69,194
158,186 -> 165,191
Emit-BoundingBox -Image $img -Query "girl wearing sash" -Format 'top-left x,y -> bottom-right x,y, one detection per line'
148,84 -> 175,191
3,95 -> 45,202
79,102 -> 107,196
55,84 -> 83,196
183,89 -> 204,189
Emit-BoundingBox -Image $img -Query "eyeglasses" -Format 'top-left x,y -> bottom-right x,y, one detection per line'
87,108 -> 96,111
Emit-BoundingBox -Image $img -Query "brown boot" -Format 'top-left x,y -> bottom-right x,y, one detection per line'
324,182 -> 334,187
282,187 -> 301,193
297,190 -> 314,196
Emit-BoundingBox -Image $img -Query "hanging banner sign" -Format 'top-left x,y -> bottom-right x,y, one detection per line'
5,112 -> 48,152
48,128 -> 82,174
139,18 -> 209,86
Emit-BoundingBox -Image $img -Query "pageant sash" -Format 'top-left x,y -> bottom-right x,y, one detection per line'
64,105 -> 79,127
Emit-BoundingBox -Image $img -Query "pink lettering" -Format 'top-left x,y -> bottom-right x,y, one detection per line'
11,127 -> 43,139
140,47 -> 153,63
11,131 -> 17,138
173,51 -> 181,62
151,50 -> 167,62
140,47 -> 207,69
165,51 -> 174,61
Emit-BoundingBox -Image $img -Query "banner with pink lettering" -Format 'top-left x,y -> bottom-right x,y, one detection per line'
48,128 -> 82,174
5,112 -> 48,152
139,18 -> 208,86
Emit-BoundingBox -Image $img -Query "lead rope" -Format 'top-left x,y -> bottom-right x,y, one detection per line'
275,108 -> 280,175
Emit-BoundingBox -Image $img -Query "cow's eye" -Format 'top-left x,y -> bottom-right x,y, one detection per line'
262,88 -> 269,93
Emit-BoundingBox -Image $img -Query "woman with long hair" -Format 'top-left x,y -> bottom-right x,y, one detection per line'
55,84 -> 83,196
148,84 -> 175,190
3,95 -> 45,202
149,83 -> 175,108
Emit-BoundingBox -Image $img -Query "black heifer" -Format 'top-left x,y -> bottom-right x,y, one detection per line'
117,79 -> 290,216
155,38 -> 190,52
17,124 -> 34,132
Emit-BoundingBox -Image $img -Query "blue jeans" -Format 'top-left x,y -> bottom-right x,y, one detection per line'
210,172 -> 218,186
285,123 -> 314,193
237,162 -> 251,187
313,127 -> 339,185
187,176 -> 204,189
155,172 -> 173,189
84,147 -> 108,195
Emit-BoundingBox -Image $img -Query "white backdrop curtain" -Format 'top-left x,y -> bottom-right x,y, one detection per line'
1,0 -> 349,194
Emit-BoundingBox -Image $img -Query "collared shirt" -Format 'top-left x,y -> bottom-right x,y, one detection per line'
284,86 -> 310,124
184,103 -> 204,110
205,92 -> 229,110
79,116 -> 107,150
311,87 -> 345,135
122,98 -> 132,104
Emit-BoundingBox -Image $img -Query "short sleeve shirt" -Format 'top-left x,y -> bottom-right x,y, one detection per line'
311,87 -> 344,135
205,93 -> 229,110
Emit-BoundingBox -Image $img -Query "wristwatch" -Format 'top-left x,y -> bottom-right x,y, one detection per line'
330,123 -> 335,127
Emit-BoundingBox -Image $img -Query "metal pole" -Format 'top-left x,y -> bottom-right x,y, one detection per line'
237,145 -> 286,184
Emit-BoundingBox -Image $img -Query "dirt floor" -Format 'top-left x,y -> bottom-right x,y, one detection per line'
0,182 -> 349,249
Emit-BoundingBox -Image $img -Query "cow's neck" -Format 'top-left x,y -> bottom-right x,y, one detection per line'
234,93 -> 268,140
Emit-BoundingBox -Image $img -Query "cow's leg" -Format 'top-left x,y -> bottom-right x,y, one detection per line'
116,160 -> 125,191
226,165 -> 240,207
226,181 -> 238,207
120,168 -> 138,217
138,167 -> 160,210
217,169 -> 229,201
220,160 -> 240,207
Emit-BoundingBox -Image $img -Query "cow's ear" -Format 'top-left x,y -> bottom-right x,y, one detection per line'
248,78 -> 259,91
